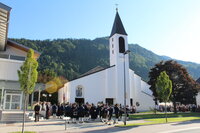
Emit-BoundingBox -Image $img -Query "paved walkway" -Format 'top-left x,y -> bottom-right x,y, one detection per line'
2,118 -> 200,133
0,118 -> 147,133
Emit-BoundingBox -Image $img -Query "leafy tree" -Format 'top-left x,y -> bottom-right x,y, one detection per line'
18,49 -> 38,133
155,71 -> 172,122
148,60 -> 200,113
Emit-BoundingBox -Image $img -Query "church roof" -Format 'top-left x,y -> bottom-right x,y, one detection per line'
197,77 -> 200,84
80,66 -> 105,77
110,11 -> 127,37
69,65 -> 115,82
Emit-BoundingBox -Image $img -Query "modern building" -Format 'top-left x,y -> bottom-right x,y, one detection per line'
0,2 -> 40,110
58,10 -> 154,111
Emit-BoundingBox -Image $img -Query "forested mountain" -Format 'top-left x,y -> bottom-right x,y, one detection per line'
10,37 -> 200,81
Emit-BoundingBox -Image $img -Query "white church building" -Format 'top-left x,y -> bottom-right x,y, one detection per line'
58,11 -> 154,111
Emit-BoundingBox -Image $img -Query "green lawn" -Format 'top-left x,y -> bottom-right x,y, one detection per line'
117,112 -> 200,127
118,116 -> 200,127
129,112 -> 200,119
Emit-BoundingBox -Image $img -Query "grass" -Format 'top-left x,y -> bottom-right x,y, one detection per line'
11,131 -> 37,133
117,112 -> 200,127
117,116 -> 200,127
129,112 -> 200,119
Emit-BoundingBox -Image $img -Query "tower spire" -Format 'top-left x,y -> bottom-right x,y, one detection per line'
110,9 -> 127,37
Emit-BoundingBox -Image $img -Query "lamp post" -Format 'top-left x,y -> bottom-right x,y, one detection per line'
123,50 -> 130,125
42,93 -> 51,102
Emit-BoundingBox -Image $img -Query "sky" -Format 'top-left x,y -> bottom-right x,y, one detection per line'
1,0 -> 200,63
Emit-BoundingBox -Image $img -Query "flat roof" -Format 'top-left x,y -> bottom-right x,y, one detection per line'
0,2 -> 11,12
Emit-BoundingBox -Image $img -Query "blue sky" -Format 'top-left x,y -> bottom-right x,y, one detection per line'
1,0 -> 200,63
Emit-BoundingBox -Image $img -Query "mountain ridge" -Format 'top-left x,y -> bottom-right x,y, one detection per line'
10,37 -> 200,82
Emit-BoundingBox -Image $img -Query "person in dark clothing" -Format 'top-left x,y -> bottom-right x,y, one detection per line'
72,103 -> 78,123
60,103 -> 65,118
90,104 -> 97,120
101,105 -> 108,123
34,103 -> 40,122
77,104 -> 85,123
64,103 -> 72,117
108,105 -> 113,125
114,104 -> 119,124
83,104 -> 89,118
52,104 -> 57,118
119,104 -> 123,121
99,104 -> 104,121
96,104 -> 101,119
57,103 -> 63,118
45,102 -> 50,119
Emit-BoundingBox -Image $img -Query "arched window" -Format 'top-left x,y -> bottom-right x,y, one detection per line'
119,37 -> 125,53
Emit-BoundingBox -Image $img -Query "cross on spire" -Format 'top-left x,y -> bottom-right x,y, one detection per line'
115,4 -> 118,12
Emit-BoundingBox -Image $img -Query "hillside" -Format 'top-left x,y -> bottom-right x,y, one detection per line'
10,37 -> 200,81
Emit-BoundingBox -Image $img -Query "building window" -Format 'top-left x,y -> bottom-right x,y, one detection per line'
119,37 -> 125,53
112,38 -> 114,42
76,86 -> 83,97
112,44 -> 114,48
10,55 -> 26,61
112,50 -> 114,54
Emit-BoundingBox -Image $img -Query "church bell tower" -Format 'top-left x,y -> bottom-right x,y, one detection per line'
109,10 -> 130,105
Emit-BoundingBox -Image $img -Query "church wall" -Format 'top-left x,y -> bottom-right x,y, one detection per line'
105,67 -> 116,99
58,87 -> 64,103
64,69 -> 108,104
129,69 -> 136,99
133,74 -> 142,106
136,81 -> 154,111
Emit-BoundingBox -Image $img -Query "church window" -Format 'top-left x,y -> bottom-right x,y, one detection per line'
112,50 -> 114,54
112,38 -> 114,42
119,37 -> 125,53
112,44 -> 114,48
76,86 -> 83,97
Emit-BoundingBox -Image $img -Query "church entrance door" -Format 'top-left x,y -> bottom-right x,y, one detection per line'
75,98 -> 84,105
106,98 -> 114,105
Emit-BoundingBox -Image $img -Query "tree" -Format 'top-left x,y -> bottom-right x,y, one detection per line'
155,71 -> 172,122
148,60 -> 200,113
18,49 -> 38,133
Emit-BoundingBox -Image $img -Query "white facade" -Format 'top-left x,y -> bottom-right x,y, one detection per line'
196,92 -> 200,106
59,11 -> 154,111
59,67 -> 154,111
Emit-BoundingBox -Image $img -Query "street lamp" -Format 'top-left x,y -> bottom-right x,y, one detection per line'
42,93 -> 51,102
123,50 -> 130,125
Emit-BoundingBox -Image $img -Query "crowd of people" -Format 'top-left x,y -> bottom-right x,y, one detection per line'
157,104 -> 199,112
34,102 -> 200,124
34,102 -> 135,124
